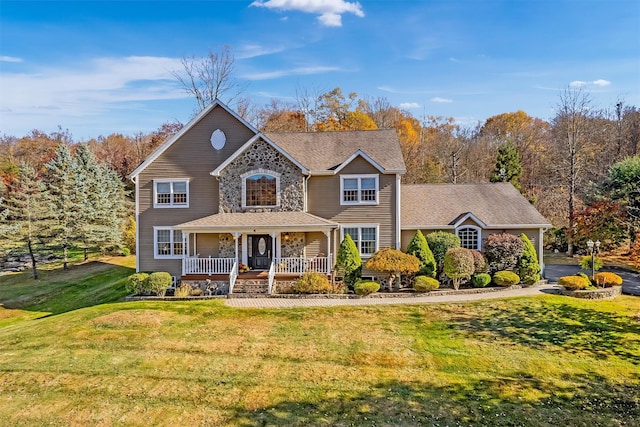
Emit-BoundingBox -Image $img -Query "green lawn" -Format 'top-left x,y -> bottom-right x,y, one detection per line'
1,258 -> 638,426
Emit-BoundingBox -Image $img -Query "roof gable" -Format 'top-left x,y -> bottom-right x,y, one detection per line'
128,99 -> 259,179
266,129 -> 406,174
210,134 -> 309,176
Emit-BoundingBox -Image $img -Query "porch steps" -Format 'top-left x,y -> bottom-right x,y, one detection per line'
231,278 -> 269,295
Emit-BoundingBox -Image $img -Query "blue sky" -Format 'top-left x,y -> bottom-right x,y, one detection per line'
1,0 -> 639,140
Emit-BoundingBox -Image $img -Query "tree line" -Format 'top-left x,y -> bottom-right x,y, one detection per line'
1,47 -> 639,270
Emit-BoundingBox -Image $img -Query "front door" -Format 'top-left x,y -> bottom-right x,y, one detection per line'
251,235 -> 272,270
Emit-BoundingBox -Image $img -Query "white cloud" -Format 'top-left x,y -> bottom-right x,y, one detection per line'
251,0 -> 364,27
431,97 -> 453,103
399,102 -> 420,109
570,79 -> 611,88
0,56 -> 186,128
0,56 -> 23,63
236,44 -> 287,60
242,65 -> 340,80
592,79 -> 611,87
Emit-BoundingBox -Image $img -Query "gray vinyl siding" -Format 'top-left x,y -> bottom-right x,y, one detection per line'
307,156 -> 397,250
195,234 -> 220,258
138,105 -> 255,276
305,232 -> 328,257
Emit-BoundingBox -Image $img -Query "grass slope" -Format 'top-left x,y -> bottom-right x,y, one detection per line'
1,258 -> 638,426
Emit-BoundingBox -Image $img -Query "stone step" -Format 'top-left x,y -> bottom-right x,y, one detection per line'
232,279 -> 269,294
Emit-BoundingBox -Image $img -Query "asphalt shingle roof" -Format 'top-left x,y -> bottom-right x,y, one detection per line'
266,129 -> 406,173
401,183 -> 551,228
175,211 -> 338,230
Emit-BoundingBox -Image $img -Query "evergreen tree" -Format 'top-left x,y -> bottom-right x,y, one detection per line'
406,230 -> 436,277
517,233 -> 541,284
74,144 -> 126,259
45,143 -> 81,269
490,140 -> 522,190
335,234 -> 362,289
1,164 -> 52,278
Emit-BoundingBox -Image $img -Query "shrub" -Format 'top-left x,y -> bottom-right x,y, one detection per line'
121,247 -> 131,257
413,276 -> 440,292
484,233 -> 524,273
426,231 -> 461,275
126,273 -> 149,295
580,256 -> 603,272
518,233 -> 541,284
493,270 -> 520,286
294,271 -> 332,294
559,275 -> 589,290
444,247 -> 475,290
145,272 -> 173,297
365,248 -> 419,291
593,272 -> 623,287
471,273 -> 492,288
335,234 -> 362,289
191,288 -> 203,296
174,284 -> 192,297
406,230 -> 436,278
470,250 -> 487,274
354,280 -> 380,296
576,272 -> 592,285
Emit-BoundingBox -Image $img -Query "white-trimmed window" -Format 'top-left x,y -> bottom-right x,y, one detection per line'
342,225 -> 379,257
154,228 -> 184,258
154,180 -> 189,208
456,226 -> 481,250
340,175 -> 379,205
242,169 -> 280,209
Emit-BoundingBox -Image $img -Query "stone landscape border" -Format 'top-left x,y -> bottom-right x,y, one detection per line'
559,286 -> 622,300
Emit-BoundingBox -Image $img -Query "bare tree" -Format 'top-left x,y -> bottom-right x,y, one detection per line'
172,46 -> 244,113
551,87 -> 594,255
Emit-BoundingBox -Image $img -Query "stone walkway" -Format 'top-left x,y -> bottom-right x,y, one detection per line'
225,283 -> 562,309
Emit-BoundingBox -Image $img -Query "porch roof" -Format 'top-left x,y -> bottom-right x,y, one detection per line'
174,211 -> 339,232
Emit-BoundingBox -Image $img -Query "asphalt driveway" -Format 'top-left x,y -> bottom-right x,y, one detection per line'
544,264 -> 640,296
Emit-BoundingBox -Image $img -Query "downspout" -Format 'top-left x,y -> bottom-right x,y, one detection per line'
303,175 -> 310,212
396,174 -> 401,250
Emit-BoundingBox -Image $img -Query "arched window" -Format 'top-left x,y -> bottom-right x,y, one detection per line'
456,226 -> 481,250
242,170 -> 280,208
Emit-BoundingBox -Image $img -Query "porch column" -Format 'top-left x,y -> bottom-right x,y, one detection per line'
270,232 -> 277,263
324,230 -> 332,274
233,232 -> 240,263
241,234 -> 248,265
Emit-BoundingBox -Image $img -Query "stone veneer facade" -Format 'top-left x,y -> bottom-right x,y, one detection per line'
280,232 -> 305,257
218,139 -> 305,213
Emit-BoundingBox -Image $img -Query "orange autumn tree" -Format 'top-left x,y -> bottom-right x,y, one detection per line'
365,248 -> 419,290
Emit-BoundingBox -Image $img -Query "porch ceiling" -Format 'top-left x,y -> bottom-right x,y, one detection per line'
174,211 -> 339,233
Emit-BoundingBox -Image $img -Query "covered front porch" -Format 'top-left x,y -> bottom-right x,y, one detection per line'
175,211 -> 338,294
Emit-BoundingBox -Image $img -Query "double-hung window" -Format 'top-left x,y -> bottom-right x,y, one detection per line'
154,180 -> 189,208
340,175 -> 379,205
342,225 -> 378,257
154,228 -> 184,258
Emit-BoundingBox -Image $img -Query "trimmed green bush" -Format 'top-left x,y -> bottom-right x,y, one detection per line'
593,272 -> 623,287
444,247 -> 474,290
354,280 -> 380,296
126,273 -> 149,295
426,231 -> 461,275
580,256 -> 603,272
145,272 -> 173,297
121,247 -> 131,257
518,233 -> 540,284
294,271 -> 332,294
335,234 -> 362,289
493,270 -> 520,286
484,233 -> 524,273
471,273 -> 492,288
559,275 -> 589,290
406,230 -> 436,278
413,276 -> 440,292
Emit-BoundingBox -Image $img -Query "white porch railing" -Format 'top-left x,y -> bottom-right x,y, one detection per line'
274,257 -> 329,274
182,256 -> 235,275
229,261 -> 238,294
267,261 -> 276,295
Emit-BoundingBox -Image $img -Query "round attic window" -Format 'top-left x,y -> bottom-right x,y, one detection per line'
210,129 -> 226,150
